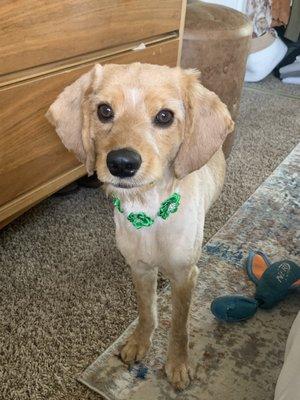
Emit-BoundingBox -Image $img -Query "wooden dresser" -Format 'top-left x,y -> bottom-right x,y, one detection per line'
0,0 -> 186,229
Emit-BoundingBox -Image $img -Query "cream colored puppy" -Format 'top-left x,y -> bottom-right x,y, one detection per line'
47,63 -> 234,390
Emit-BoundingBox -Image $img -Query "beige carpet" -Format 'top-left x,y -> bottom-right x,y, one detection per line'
0,82 -> 299,400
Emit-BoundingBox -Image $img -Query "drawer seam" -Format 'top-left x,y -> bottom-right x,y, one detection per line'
0,32 -> 179,91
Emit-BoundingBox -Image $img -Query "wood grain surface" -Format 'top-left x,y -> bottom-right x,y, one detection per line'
0,0 -> 181,75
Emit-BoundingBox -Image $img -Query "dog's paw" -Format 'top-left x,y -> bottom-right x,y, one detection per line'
120,335 -> 150,364
165,360 -> 193,391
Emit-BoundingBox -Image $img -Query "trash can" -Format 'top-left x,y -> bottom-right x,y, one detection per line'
181,1 -> 252,157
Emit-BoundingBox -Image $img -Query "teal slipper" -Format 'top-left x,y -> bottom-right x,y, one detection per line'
211,251 -> 300,322
254,259 -> 300,309
211,295 -> 258,322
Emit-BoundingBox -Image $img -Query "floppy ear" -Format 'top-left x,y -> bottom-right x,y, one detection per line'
174,69 -> 234,179
46,64 -> 103,175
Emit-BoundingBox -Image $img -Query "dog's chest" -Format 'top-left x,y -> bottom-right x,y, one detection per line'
114,191 -> 204,270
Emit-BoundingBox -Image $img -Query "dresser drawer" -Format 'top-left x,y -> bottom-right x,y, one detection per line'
0,39 -> 179,212
0,0 -> 182,76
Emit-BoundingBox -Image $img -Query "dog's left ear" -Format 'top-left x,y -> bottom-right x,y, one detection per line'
46,64 -> 103,175
174,69 -> 234,179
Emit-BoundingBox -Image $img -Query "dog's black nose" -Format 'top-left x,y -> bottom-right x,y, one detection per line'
106,148 -> 142,178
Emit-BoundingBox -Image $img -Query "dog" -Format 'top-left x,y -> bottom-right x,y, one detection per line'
46,63 -> 234,390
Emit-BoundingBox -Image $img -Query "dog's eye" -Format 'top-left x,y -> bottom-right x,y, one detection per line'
154,109 -> 174,127
97,103 -> 114,122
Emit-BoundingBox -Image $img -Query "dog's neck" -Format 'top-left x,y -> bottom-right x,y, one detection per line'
106,167 -> 178,214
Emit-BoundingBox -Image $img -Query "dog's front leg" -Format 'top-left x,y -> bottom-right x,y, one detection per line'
120,262 -> 158,363
165,264 -> 198,390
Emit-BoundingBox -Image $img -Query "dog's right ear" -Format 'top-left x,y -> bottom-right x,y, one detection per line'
46,64 -> 103,175
174,68 -> 234,179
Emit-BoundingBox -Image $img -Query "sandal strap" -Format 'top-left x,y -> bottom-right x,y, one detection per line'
246,250 -> 272,285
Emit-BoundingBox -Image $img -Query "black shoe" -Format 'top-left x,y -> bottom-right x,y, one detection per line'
77,173 -> 102,189
54,182 -> 80,197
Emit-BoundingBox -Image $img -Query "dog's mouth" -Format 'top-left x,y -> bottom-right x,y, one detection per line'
99,169 -> 157,192
105,179 -> 155,192
112,182 -> 142,189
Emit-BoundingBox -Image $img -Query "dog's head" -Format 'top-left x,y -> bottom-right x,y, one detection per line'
47,63 -> 234,192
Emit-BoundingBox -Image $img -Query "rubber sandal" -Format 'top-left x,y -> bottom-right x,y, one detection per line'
211,295 -> 258,322
254,260 -> 300,309
211,251 -> 300,322
247,250 -> 300,290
